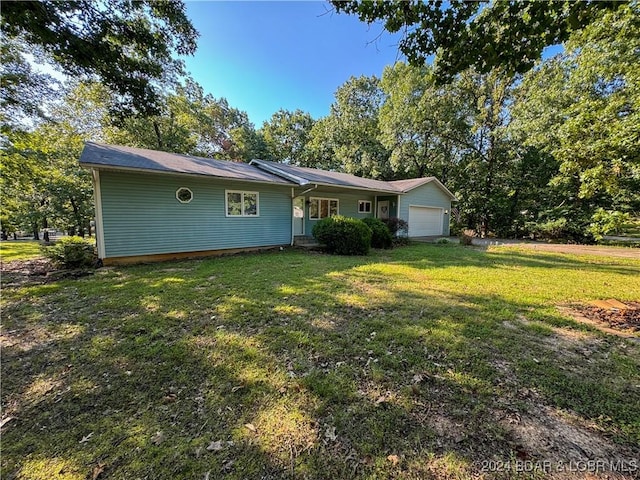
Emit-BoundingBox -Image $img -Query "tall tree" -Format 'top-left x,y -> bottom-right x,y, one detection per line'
1,0 -> 198,117
379,63 -> 468,181
1,82 -> 106,238
510,3 -> 640,238
331,1 -> 622,82
261,109 -> 315,165
308,76 -> 391,178
109,79 -> 259,161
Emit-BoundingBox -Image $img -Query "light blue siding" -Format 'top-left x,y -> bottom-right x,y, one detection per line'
99,171 -> 292,258
399,182 -> 452,236
301,190 -> 375,236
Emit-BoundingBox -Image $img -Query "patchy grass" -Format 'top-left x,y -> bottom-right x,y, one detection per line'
2,244 -> 639,479
0,241 -> 43,262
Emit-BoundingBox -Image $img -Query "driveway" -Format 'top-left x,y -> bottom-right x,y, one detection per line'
414,236 -> 640,259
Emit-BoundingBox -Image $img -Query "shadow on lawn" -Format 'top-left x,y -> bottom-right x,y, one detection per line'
2,247 -> 639,479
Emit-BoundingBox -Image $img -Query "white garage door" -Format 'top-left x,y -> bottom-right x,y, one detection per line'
408,206 -> 443,236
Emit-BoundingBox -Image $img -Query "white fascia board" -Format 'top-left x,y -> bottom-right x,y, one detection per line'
92,169 -> 106,259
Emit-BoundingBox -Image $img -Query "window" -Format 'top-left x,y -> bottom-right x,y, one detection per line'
226,190 -> 259,216
358,200 -> 372,213
176,187 -> 193,203
309,197 -> 338,219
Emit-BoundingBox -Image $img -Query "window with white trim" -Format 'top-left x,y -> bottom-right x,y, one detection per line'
309,197 -> 338,219
358,200 -> 372,213
226,190 -> 259,216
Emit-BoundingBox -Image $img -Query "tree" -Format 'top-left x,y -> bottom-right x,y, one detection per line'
510,4 -> 640,238
308,76 -> 391,178
1,0 -> 198,117
1,82 -> 111,239
109,79 -> 260,161
331,1 -> 622,81
0,37 -> 60,131
379,63 -> 467,181
261,109 -> 316,165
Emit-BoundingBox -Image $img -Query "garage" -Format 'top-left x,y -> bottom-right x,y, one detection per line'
408,206 -> 443,236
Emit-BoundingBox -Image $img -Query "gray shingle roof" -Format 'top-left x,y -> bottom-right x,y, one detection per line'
79,142 -> 293,185
250,159 -> 402,194
80,143 -> 455,199
389,178 -> 457,199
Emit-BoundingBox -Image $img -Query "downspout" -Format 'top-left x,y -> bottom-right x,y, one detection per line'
291,188 -> 295,246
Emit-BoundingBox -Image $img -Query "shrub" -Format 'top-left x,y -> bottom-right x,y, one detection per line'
312,216 -> 372,255
525,218 -> 594,243
362,217 -> 393,249
381,217 -> 408,237
460,229 -> 474,246
42,236 -> 96,268
588,209 -> 631,241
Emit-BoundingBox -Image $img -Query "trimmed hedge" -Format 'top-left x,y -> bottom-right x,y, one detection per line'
362,217 -> 393,249
42,236 -> 96,268
312,216 -> 372,255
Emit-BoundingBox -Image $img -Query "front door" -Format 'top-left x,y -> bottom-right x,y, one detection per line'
293,197 -> 304,235
377,200 -> 390,220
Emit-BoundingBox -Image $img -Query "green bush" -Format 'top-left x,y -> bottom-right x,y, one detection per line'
42,236 -> 96,268
381,217 -> 408,237
362,217 -> 393,249
312,216 -> 372,255
525,218 -> 594,243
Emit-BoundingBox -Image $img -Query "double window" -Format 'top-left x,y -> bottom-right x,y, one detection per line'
358,200 -> 372,213
226,190 -> 259,217
309,197 -> 338,219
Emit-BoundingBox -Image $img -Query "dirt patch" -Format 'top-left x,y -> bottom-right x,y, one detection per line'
575,303 -> 640,333
1,258 -> 54,286
497,405 -> 639,478
1,258 -> 93,287
559,304 -> 640,340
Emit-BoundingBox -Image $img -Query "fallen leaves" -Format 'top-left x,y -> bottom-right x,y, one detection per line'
244,423 -> 256,433
207,439 -> 234,452
150,431 -> 165,445
91,462 -> 106,480
79,432 -> 94,444
207,440 -> 224,452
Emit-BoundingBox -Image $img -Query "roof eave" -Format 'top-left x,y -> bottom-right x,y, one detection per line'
399,178 -> 457,200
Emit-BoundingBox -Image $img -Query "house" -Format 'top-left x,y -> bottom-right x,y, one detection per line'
80,143 -> 457,265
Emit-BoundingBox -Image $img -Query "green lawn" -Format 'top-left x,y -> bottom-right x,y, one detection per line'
2,244 -> 639,479
0,240 -> 43,262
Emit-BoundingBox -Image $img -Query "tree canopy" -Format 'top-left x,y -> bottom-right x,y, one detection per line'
1,0 -> 198,117
331,1 -> 622,81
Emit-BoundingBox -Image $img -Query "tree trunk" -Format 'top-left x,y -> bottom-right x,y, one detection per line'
153,121 -> 164,150
70,197 -> 84,237
43,217 -> 50,242
33,223 -> 39,240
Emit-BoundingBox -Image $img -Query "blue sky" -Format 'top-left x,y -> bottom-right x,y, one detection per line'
182,1 -> 404,127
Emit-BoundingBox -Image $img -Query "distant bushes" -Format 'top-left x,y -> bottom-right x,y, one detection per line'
42,236 -> 96,268
361,218 -> 393,249
312,216 -> 372,255
525,218 -> 594,243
